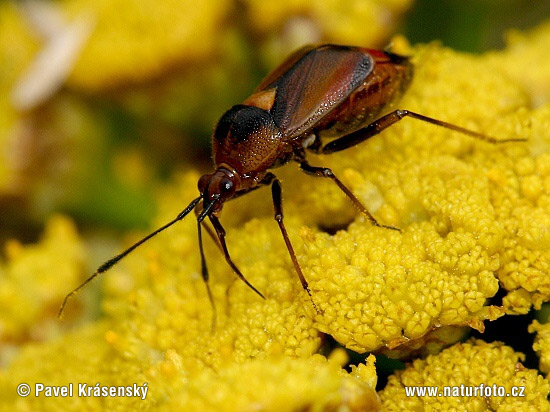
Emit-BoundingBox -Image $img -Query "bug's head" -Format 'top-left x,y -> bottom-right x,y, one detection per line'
198,166 -> 240,215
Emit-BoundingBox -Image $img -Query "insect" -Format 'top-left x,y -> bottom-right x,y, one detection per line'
59,44 -> 525,325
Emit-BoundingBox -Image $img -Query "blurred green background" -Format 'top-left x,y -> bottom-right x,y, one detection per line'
404,0 -> 550,52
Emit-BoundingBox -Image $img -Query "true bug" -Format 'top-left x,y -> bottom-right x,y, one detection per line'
59,44 -> 525,324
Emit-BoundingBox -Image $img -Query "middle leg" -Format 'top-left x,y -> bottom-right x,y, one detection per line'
270,176 -> 319,312
298,159 -> 400,231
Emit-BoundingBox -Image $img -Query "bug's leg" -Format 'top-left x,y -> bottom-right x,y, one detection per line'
197,219 -> 217,331
195,203 -> 223,252
208,214 -> 265,301
202,221 -> 222,251
322,109 -> 527,154
270,176 -> 319,312
199,172 -> 278,256
298,160 -> 400,232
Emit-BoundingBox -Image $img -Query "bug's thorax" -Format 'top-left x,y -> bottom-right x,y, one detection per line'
212,104 -> 289,179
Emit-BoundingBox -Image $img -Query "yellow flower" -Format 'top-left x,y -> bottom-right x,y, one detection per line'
1,322 -> 149,410
487,21 -> 550,107
1,19 -> 550,411
62,0 -> 233,89
157,350 -> 380,411
379,339 -> 550,411
529,320 -> 550,375
96,37 -> 550,363
1,319 -> 380,410
0,216 -> 85,345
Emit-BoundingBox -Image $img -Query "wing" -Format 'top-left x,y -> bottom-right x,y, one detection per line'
256,45 -> 375,138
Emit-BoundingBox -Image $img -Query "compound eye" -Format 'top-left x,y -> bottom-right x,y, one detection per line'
220,177 -> 234,195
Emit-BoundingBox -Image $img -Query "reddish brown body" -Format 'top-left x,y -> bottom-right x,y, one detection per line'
205,45 -> 412,204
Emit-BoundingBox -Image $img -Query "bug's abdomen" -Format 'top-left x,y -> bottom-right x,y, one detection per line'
314,55 -> 413,138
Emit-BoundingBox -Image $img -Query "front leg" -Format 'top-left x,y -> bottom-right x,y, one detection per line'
209,214 -> 265,301
198,173 -> 277,250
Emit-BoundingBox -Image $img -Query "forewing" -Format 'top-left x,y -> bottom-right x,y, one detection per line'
258,45 -> 374,138
254,44 -> 318,93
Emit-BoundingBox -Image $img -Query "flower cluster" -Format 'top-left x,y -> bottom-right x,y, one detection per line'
0,216 -> 85,347
1,6 -> 550,410
380,339 -> 550,411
